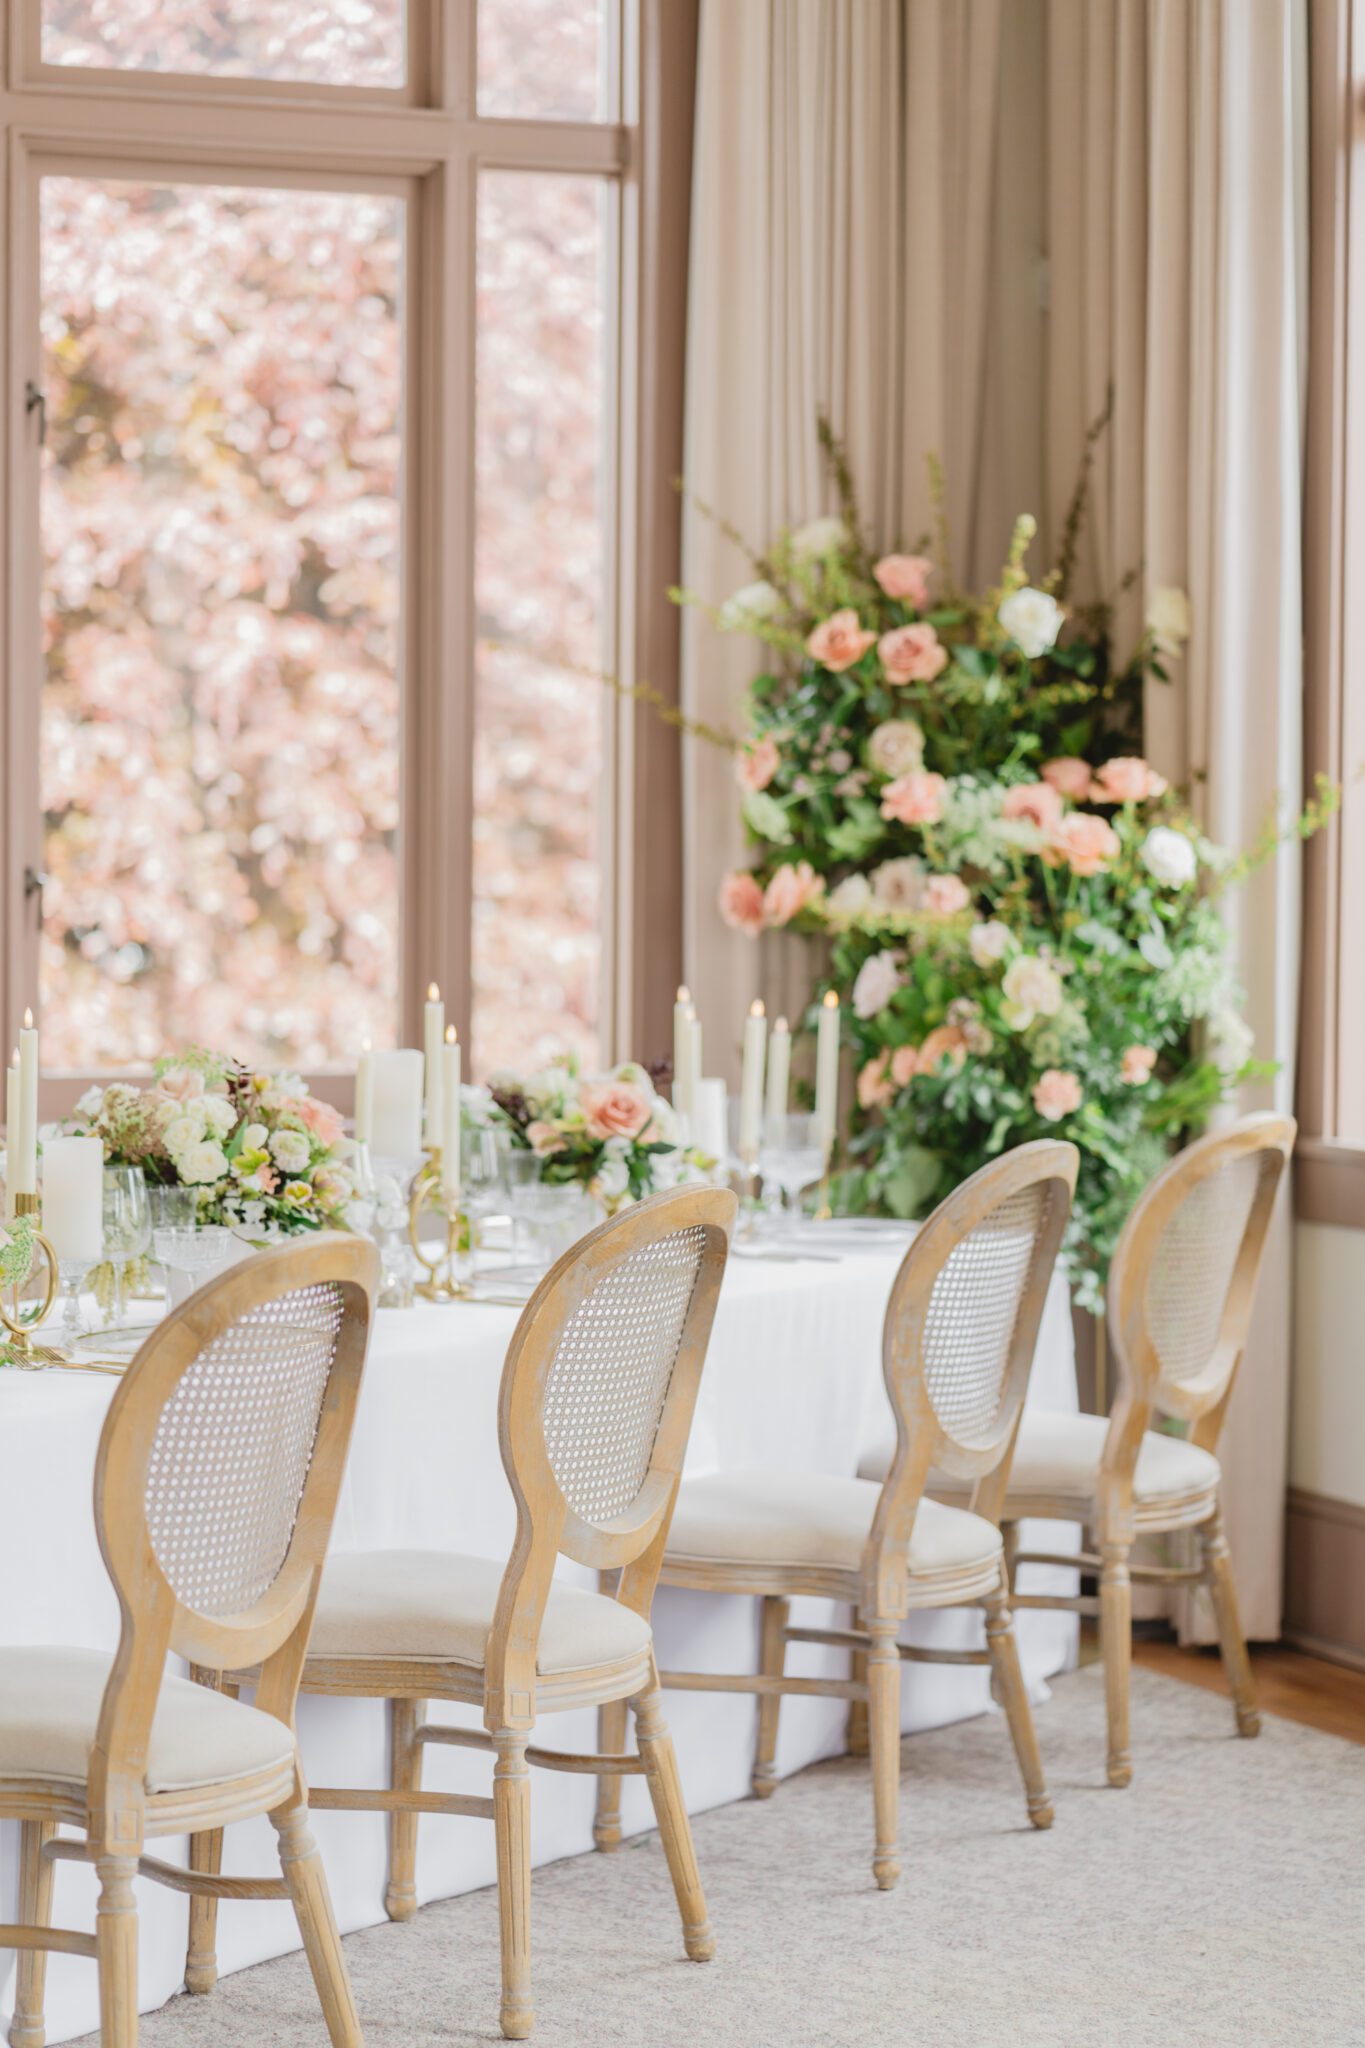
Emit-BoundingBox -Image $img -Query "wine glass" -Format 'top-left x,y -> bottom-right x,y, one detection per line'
459,1127 -> 501,1280
101,1165 -> 151,1330
757,1112 -> 826,1236
495,1136 -> 542,1268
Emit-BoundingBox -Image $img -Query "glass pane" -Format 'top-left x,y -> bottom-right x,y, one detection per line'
42,0 -> 404,88
473,171 -> 608,1075
40,177 -> 403,1073
478,0 -> 609,122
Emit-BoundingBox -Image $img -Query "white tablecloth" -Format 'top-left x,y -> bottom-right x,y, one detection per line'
0,1240 -> 1078,2043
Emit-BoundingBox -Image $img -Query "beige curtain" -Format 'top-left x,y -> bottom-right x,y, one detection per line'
1045,0 -> 1308,1640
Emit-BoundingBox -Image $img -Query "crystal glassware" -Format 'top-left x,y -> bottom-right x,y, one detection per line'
459,1127 -> 502,1281
152,1224 -> 234,1310
757,1112 -> 826,1235
58,1257 -> 94,1344
495,1136 -> 542,1267
101,1165 -> 152,1329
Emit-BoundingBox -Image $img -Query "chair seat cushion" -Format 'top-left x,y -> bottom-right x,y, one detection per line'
0,1646 -> 295,1795
858,1411 -> 1221,1511
308,1551 -> 653,1675
664,1470 -> 1003,1578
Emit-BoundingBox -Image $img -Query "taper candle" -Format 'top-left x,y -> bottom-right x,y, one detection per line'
4,1052 -> 17,1221
765,1015 -> 791,1126
815,989 -> 841,1158
440,1025 -> 462,1199
14,1009 -> 38,1197
673,986 -> 693,1119
684,1009 -> 703,1125
738,1000 -> 767,1162
423,983 -> 444,1146
354,1038 -> 374,1147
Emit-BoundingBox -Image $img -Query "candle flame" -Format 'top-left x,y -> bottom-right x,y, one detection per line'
676,984 -> 691,1004
774,1015 -> 790,1032
361,1036 -> 372,1053
445,1024 -> 458,1044
822,989 -> 840,1008
427,983 -> 440,1003
749,999 -> 765,1018
22,1008 -> 33,1029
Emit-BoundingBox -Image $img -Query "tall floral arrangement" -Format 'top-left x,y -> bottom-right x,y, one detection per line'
688,423 -> 1325,1307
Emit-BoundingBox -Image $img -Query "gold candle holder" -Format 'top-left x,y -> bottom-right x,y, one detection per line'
2,1192 -> 63,1367
406,1149 -> 469,1303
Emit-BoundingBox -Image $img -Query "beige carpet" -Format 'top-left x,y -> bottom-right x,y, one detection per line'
80,1666 -> 1365,2047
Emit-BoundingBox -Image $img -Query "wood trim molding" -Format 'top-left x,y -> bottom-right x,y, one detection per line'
1284,1484 -> 1365,1670
1294,1137 -> 1365,1225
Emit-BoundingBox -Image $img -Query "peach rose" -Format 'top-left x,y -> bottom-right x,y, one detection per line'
1041,757 -> 1095,801
1047,810 -> 1120,876
1002,781 -> 1063,832
857,1051 -> 894,1110
718,870 -> 766,936
580,1080 -> 653,1142
1120,1045 -> 1158,1086
1090,756 -> 1168,805
890,1044 -> 919,1088
880,770 -> 947,826
873,553 -> 933,607
879,623 -> 949,684
923,873 -> 971,917
917,1025 -> 969,1076
1032,1069 -> 1083,1121
735,734 -> 780,793
762,860 -> 824,928
296,1096 -> 344,1147
154,1065 -> 205,1105
526,1120 -> 562,1156
806,608 -> 877,673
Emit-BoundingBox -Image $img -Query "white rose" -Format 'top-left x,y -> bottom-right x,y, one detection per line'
852,950 -> 903,1020
871,857 -> 925,910
269,1129 -> 312,1175
826,873 -> 873,923
242,1122 -> 269,1150
201,1095 -> 236,1138
789,514 -> 848,560
998,585 -> 1064,661
1141,826 -> 1198,888
969,920 -> 1013,969
868,719 -> 925,779
179,1141 -> 229,1186
718,579 -> 781,632
1147,585 -> 1192,654
162,1115 -> 200,1161
1001,954 -> 1064,1030
594,1155 -> 630,1201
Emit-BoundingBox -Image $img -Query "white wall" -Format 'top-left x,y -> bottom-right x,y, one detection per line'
1291,1220 -> 1365,1509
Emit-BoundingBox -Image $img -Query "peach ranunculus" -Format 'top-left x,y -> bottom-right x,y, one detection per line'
1032,1068 -> 1083,1121
923,873 -> 971,917
154,1064 -> 206,1105
1047,810 -> 1120,876
857,1051 -> 894,1110
580,1080 -> 653,1143
890,1044 -> 919,1088
872,553 -> 933,607
718,869 -> 766,936
1002,781 -> 1064,833
878,623 -> 949,684
296,1095 -> 344,1146
916,1025 -> 969,1077
1041,756 -> 1095,801
735,733 -> 780,793
880,769 -> 947,826
762,860 -> 825,928
1090,755 -> 1169,805
1120,1045 -> 1158,1086
805,608 -> 877,673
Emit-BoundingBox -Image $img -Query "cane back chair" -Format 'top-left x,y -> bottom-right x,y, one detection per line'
592,1143 -> 1077,1891
904,1114 -> 1292,1789
189,1186 -> 735,2042
0,1233 -> 379,2048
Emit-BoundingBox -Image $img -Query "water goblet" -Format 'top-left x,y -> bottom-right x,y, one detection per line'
101,1165 -> 151,1330
757,1112 -> 826,1237
58,1258 -> 94,1345
495,1137 -> 542,1267
459,1127 -> 501,1281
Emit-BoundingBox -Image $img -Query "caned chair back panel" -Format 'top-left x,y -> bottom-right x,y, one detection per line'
90,1234 -> 377,1823
1108,1113 -> 1294,1431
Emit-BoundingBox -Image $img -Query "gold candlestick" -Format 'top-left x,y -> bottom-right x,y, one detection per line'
2,1193 -> 63,1367
406,1149 -> 469,1303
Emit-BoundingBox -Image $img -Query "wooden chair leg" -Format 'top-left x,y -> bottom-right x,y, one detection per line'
11,1820 -> 57,2048
632,1684 -> 715,1962
273,1806 -> 363,2048
984,1588 -> 1053,1829
1001,1520 -> 1020,1595
866,1620 -> 901,1890
752,1594 -> 789,1799
593,1697 -> 629,1851
493,1732 -> 534,2041
184,1828 -> 224,1994
95,1854 -> 140,2048
1200,1505 -> 1260,1737
846,1647 -> 869,1757
1099,1539 -> 1133,1787
386,1697 -> 425,1921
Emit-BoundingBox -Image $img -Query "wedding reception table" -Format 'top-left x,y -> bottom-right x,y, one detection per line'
0,1233 -> 1078,2043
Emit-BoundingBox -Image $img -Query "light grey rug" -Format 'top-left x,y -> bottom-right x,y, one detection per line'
82,1666 -> 1365,2047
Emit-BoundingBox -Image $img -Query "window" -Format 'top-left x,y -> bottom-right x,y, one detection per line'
2,0 -> 673,1100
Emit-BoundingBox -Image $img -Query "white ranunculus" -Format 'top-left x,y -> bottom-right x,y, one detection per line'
868,718 -> 925,779
826,873 -> 873,922
1147,585 -> 1192,653
871,857 -> 925,910
718,579 -> 781,633
269,1129 -> 312,1175
969,920 -> 1013,970
1140,825 -> 1198,888
1001,954 -> 1064,1030
998,585 -> 1064,661
789,514 -> 848,560
852,950 -> 903,1020
179,1141 -> 230,1186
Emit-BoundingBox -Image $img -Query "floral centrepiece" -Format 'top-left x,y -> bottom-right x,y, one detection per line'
689,425 -> 1327,1307
488,1056 -> 709,1213
69,1050 -> 357,1233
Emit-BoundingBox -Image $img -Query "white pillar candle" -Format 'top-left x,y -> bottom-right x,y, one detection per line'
673,986 -> 693,1119
41,1135 -> 104,1263
765,1016 -> 791,1127
440,1026 -> 462,1199
692,1078 -> 727,1165
684,1010 -> 703,1127
423,983 -> 445,1147
14,1010 -> 38,1197
4,1053 -> 17,1222
354,1039 -> 374,1147
738,1000 -> 767,1163
815,989 -> 841,1159
369,1049 -> 424,1160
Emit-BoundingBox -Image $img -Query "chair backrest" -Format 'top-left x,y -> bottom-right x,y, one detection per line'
1106,1114 -> 1294,1449
486,1185 -> 735,1728
864,1143 -> 1077,1612
90,1233 -> 378,1832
